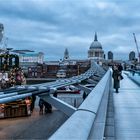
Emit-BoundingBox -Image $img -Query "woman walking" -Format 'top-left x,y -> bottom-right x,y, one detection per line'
112,65 -> 121,93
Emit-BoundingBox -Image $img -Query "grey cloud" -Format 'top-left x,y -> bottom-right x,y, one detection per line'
0,0 -> 140,60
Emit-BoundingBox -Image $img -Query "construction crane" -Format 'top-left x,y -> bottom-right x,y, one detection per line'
0,23 -> 4,42
133,33 -> 140,63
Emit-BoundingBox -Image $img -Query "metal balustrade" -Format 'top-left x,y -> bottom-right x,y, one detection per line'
49,69 -> 111,140
125,70 -> 140,86
0,62 -> 106,104
0,62 -> 110,139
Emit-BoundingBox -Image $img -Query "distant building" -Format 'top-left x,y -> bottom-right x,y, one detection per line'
19,52 -> 44,75
26,59 -> 91,78
129,51 -> 135,61
108,51 -> 113,60
42,60 -> 90,78
19,52 -> 44,64
88,33 -> 104,60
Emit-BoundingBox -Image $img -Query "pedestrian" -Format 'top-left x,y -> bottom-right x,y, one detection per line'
25,97 -> 31,115
53,91 -> 58,98
131,65 -> 135,76
16,71 -> 22,85
112,65 -> 121,93
30,95 -> 36,113
118,64 -> 123,73
43,101 -> 52,113
38,98 -> 44,115
82,91 -> 87,100
118,64 -> 124,80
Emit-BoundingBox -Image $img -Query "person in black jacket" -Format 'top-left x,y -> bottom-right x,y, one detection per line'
39,98 -> 44,115
82,91 -> 87,100
30,95 -> 36,113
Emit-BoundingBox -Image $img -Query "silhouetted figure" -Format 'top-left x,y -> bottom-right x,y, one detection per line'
82,91 -> 87,100
131,65 -> 135,76
112,65 -> 121,93
39,98 -> 44,115
30,95 -> 36,112
53,91 -> 58,98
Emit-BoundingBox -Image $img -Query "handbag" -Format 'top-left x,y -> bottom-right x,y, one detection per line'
118,75 -> 123,80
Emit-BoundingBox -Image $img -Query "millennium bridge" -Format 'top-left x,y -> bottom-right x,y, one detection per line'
0,62 -> 140,140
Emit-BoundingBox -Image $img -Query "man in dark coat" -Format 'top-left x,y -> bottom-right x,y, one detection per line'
39,98 -> 44,115
30,95 -> 36,113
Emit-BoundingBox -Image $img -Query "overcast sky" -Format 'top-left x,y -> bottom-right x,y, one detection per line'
0,0 -> 140,61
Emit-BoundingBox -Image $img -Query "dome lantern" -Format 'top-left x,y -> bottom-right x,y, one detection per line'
94,32 -> 98,41
90,33 -> 102,49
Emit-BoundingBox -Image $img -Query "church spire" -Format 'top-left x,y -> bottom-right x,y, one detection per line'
94,32 -> 98,41
64,48 -> 69,60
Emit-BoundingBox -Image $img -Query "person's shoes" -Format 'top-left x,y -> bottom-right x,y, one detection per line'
116,89 -> 119,93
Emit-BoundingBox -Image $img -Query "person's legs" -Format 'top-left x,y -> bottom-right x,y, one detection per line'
39,106 -> 43,115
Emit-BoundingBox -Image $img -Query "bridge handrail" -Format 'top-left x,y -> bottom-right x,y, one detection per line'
0,63 -> 104,103
49,69 -> 112,140
125,70 -> 140,86
127,69 -> 140,74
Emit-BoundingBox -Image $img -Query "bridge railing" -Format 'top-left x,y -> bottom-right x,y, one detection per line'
125,70 -> 140,86
0,62 -> 106,104
49,69 -> 112,140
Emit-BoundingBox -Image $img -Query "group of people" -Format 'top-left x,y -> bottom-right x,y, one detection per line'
112,64 -> 123,93
25,97 -> 53,115
38,91 -> 59,115
0,67 -> 26,89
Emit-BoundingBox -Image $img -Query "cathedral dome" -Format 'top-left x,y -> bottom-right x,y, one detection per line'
90,33 -> 102,49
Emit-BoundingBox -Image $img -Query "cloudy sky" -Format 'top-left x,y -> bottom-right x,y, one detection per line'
0,0 -> 140,61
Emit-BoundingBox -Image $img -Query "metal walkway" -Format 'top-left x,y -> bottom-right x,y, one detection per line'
113,72 -> 140,140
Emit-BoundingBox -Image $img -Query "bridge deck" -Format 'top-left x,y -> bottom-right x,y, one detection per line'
114,72 -> 140,140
